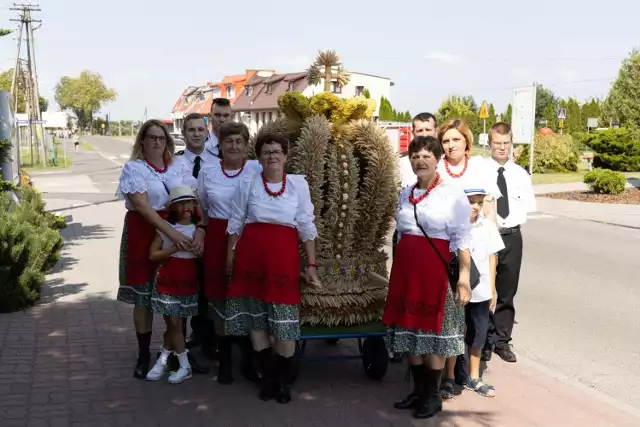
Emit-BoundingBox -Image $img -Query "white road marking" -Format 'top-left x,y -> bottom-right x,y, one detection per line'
120,154 -> 129,159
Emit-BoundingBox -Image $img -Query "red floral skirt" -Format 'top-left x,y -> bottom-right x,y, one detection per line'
156,257 -> 199,296
203,218 -> 229,300
382,234 -> 452,334
227,223 -> 301,305
122,210 -> 167,286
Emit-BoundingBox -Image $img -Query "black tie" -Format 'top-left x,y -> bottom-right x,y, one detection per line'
497,167 -> 510,218
192,156 -> 201,178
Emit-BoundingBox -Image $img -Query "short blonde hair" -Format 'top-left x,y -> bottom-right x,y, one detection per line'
130,119 -> 175,165
437,119 -> 474,152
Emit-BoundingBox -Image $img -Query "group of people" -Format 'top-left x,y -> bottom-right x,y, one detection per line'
386,113 -> 535,418
114,97 -> 536,416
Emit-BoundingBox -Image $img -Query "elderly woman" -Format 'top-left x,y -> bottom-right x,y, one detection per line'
115,119 -> 192,379
436,119 -> 501,397
196,122 -> 262,385
383,136 -> 472,420
225,132 -> 320,404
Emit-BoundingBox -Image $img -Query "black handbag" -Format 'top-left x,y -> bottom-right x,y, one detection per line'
412,204 -> 480,291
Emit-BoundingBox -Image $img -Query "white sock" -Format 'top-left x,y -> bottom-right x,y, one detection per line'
176,351 -> 190,368
158,348 -> 171,364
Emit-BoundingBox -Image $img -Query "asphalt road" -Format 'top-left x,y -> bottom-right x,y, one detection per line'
45,136 -> 639,415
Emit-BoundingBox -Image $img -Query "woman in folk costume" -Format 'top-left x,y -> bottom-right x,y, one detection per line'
115,120 -> 191,379
146,184 -> 200,383
436,119 -> 500,224
196,122 -> 261,384
225,132 -> 321,404
383,136 -> 472,420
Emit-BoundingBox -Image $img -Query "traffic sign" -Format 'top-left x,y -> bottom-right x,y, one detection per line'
558,119 -> 565,128
557,108 -> 567,120
479,102 -> 489,119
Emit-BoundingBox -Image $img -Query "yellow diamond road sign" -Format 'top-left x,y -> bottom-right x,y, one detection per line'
479,102 -> 489,119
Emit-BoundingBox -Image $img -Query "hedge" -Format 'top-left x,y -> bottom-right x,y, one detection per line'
515,133 -> 581,173
576,128 -> 640,172
583,168 -> 627,195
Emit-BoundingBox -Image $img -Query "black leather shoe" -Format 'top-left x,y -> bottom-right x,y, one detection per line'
495,346 -> 517,363
413,395 -> 442,419
133,356 -> 150,380
394,393 -> 420,410
188,353 -> 210,374
275,383 -> 291,404
185,333 -> 200,350
481,347 -> 493,362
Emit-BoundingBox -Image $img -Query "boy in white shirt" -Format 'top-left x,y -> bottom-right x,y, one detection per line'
462,187 -> 505,397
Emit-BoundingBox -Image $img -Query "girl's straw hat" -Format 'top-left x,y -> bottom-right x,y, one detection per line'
168,185 -> 196,205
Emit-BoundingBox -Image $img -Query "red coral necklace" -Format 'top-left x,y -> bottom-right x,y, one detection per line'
444,155 -> 469,178
409,173 -> 440,205
145,160 -> 167,173
262,172 -> 287,197
220,159 -> 246,178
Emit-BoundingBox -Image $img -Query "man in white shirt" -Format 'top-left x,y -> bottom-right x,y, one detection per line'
483,122 -> 536,363
205,97 -> 233,157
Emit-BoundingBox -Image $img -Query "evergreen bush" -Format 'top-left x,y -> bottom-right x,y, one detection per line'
515,133 -> 581,173
576,128 -> 640,172
583,168 -> 627,195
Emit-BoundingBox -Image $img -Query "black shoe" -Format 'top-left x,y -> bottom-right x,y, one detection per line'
394,365 -> 425,410
495,346 -> 517,363
413,368 -> 443,419
185,333 -> 200,350
275,354 -> 293,404
188,353 -> 211,374
237,336 -> 260,383
481,347 -> 493,362
256,348 -> 276,401
133,355 -> 150,380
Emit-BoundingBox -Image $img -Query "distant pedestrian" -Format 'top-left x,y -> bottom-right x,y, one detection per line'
73,134 -> 80,152
483,122 -> 536,363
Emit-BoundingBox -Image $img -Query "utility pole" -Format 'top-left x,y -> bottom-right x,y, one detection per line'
10,3 -> 46,168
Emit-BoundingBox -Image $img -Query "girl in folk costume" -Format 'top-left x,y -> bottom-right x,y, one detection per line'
115,120 -> 191,380
146,184 -> 200,383
383,136 -> 472,420
196,122 -> 261,384
437,119 -> 500,224
225,132 -> 321,404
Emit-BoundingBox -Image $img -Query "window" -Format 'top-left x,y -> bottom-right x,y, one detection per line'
212,87 -> 221,97
226,85 -> 234,98
246,86 -> 253,96
265,83 -> 272,94
261,112 -> 266,123
268,111 -> 273,122
287,81 -> 294,91
255,112 -> 260,127
355,86 -> 364,96
332,81 -> 342,94
198,92 -> 205,101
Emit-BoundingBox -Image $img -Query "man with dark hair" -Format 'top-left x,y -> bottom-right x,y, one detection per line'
483,122 -> 536,363
206,97 -> 233,157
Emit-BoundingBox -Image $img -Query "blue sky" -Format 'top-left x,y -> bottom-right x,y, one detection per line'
0,0 -> 637,120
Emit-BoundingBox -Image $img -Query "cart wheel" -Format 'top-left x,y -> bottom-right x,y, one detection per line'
287,344 -> 301,384
362,337 -> 388,381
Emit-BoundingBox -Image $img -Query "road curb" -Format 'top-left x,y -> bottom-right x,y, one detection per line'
535,210 -> 640,230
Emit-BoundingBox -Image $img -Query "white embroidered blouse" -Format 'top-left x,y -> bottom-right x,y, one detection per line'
436,155 -> 501,200
396,181 -> 472,253
197,160 -> 262,220
159,223 -> 196,259
226,173 -> 318,242
115,160 -> 179,211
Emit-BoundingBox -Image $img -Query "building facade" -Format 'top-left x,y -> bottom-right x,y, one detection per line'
232,70 -> 393,135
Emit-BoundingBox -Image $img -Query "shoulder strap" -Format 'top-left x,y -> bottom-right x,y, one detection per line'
242,173 -> 258,226
413,203 -> 450,270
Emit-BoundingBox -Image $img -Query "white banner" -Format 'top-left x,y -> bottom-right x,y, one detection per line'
511,85 -> 537,145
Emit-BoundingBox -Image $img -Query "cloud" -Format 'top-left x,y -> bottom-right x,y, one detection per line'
424,51 -> 464,64
557,67 -> 578,83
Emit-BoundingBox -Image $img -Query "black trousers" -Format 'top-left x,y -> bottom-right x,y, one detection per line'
188,259 -> 214,344
486,230 -> 523,350
392,229 -> 399,257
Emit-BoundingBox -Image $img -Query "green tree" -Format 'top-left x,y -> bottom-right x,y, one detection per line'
541,103 -> 557,130
486,103 -> 497,130
436,95 -> 481,135
0,68 -> 48,114
378,96 -> 411,122
0,29 -> 11,37
362,88 -> 371,99
306,50 -> 350,93
581,98 -> 602,129
501,103 -> 513,124
54,71 -> 117,130
535,84 -> 559,122
565,97 -> 582,134
602,49 -> 640,130
39,97 -> 48,112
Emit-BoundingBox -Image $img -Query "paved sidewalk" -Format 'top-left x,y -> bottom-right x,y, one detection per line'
0,195 -> 638,426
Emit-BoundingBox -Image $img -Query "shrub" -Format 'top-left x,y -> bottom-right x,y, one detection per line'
583,168 -> 627,195
0,188 -> 66,312
576,128 -> 640,172
516,133 -> 581,173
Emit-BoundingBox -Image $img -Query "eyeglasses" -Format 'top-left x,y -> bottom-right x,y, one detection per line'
260,150 -> 284,158
146,135 -> 166,142
490,141 -> 511,148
